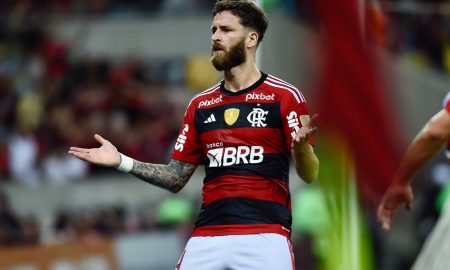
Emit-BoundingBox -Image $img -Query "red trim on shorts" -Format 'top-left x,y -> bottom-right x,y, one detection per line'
176,249 -> 186,270
192,224 -> 291,238
287,238 -> 296,270
202,175 -> 289,207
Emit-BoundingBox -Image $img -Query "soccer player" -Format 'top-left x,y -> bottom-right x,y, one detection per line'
68,1 -> 319,269
377,92 -> 450,231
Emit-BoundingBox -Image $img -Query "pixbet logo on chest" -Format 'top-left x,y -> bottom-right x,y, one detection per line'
198,95 -> 223,108
245,93 -> 275,102
207,146 -> 264,167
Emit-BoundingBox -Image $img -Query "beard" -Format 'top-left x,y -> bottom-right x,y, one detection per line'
211,38 -> 246,71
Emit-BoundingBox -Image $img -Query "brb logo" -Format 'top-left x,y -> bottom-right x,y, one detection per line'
245,93 -> 275,102
198,95 -> 223,108
207,146 -> 264,167
247,108 -> 268,127
174,124 -> 189,152
286,111 -> 300,139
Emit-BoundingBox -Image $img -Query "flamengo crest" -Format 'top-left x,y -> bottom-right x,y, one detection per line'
247,108 -> 268,127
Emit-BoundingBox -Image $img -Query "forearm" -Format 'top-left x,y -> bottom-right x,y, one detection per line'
395,130 -> 446,184
130,159 -> 197,193
292,145 -> 319,183
396,110 -> 450,184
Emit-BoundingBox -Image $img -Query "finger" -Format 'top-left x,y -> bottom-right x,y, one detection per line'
405,200 -> 412,211
94,134 -> 107,145
379,208 -> 393,231
294,133 -> 309,144
376,203 -> 385,222
68,151 -> 90,161
305,114 -> 319,128
382,218 -> 391,231
307,126 -> 318,136
69,147 -> 90,153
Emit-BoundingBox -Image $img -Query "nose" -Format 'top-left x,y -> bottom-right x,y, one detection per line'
211,31 -> 220,44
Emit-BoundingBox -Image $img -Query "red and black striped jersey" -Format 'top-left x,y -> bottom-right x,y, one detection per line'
171,72 -> 312,238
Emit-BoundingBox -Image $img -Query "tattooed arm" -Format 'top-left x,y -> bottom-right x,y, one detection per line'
68,134 -> 198,193
131,159 -> 197,193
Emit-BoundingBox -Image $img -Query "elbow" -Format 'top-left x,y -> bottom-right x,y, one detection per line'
296,161 -> 319,184
423,119 -> 450,142
168,179 -> 185,193
425,128 -> 447,143
299,171 -> 318,184
169,186 -> 182,193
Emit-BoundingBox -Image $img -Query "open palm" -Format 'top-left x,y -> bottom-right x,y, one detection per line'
68,134 -> 121,167
292,114 -> 318,150
377,182 -> 413,231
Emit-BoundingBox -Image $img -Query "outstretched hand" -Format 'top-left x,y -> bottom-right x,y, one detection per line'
68,134 -> 121,167
377,181 -> 413,231
292,114 -> 318,151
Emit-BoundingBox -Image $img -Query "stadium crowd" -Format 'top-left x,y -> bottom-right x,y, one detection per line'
0,2 -> 449,270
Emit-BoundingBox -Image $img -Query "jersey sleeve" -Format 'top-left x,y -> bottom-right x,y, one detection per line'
281,91 -> 314,149
171,102 -> 203,164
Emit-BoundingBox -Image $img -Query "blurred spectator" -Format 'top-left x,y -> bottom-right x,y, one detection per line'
20,216 -> 40,245
42,148 -> 88,185
0,192 -> 22,246
8,125 -> 40,186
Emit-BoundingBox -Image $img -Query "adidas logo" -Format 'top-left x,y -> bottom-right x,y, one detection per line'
204,114 -> 216,124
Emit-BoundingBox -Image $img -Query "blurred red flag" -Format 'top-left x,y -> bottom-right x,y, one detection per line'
313,0 -> 405,203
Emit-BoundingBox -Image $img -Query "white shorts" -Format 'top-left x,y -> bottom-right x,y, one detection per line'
176,233 -> 295,270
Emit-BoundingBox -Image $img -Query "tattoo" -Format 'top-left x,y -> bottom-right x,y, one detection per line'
130,159 -> 197,193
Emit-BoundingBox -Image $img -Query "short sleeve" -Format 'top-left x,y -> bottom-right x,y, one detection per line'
171,102 -> 203,164
281,91 -> 314,148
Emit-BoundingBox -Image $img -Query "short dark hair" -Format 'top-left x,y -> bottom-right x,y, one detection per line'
213,0 -> 269,43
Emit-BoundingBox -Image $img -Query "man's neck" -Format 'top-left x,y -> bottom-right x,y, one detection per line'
223,62 -> 261,92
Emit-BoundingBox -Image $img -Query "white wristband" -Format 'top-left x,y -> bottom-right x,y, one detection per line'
116,153 -> 134,173
446,150 -> 450,160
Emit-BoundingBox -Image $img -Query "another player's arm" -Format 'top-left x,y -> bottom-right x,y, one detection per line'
378,109 -> 450,230
68,134 -> 197,193
394,109 -> 450,184
131,159 -> 197,193
291,114 -> 319,183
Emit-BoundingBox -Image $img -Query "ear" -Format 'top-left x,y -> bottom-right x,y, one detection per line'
246,31 -> 259,49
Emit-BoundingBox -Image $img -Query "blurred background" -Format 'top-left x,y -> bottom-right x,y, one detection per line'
0,0 -> 449,269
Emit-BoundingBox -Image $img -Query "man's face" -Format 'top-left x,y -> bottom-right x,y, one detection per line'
211,11 -> 247,71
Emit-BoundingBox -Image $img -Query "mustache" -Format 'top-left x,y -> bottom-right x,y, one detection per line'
212,43 -> 225,51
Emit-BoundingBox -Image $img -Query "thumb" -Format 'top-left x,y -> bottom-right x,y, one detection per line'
405,199 -> 413,211
382,219 -> 391,231
94,134 -> 108,145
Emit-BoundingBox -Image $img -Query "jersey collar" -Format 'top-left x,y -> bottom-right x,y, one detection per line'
220,72 -> 268,96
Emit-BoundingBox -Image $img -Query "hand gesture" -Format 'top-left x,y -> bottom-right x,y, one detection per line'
68,134 -> 121,167
377,181 -> 413,231
292,114 -> 319,151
